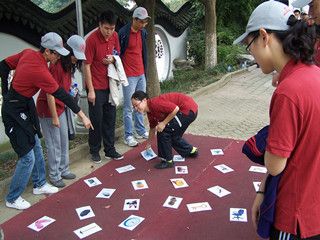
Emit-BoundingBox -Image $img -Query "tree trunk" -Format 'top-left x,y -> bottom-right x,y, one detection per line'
136,0 -> 160,98
204,0 -> 217,69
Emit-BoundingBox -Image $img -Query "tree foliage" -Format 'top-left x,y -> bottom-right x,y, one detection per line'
31,0 -> 73,13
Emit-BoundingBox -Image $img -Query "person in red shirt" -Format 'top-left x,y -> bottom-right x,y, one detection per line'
234,1 -> 320,239
131,91 -> 198,169
0,32 -> 92,210
119,7 -> 150,148
83,10 -> 123,163
37,35 -> 87,188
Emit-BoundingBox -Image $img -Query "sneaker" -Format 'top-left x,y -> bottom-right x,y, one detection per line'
91,153 -> 101,163
6,196 -> 31,210
33,183 -> 59,195
50,179 -> 66,188
154,160 -> 174,169
105,151 -> 124,160
189,147 -> 198,158
135,132 -> 149,139
62,173 -> 76,180
124,136 -> 138,147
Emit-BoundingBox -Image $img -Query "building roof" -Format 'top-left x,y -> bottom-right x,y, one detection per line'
0,0 -> 193,46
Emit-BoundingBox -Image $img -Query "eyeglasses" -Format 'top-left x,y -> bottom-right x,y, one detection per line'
132,101 -> 142,109
135,18 -> 149,25
246,34 -> 258,53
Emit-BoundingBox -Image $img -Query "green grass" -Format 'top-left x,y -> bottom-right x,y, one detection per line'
0,65 -> 228,181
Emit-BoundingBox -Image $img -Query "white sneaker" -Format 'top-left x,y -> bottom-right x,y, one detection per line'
135,132 -> 149,139
124,136 -> 138,147
33,183 -> 59,195
6,196 -> 31,210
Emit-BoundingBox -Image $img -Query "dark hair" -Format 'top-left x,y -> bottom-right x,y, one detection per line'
249,15 -> 316,64
131,90 -> 148,101
99,10 -> 117,25
294,9 -> 301,14
60,45 -> 83,75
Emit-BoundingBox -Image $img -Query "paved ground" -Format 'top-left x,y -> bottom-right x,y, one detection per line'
0,66 -> 274,225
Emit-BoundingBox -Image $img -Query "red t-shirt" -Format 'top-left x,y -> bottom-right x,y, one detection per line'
122,29 -> 144,77
5,49 -> 59,97
147,92 -> 198,128
266,60 -> 320,238
37,61 -> 71,117
85,29 -> 120,90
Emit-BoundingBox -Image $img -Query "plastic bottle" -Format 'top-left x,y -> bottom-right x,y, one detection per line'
227,65 -> 232,72
69,82 -> 79,97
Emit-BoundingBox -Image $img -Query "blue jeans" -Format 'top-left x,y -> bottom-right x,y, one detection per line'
6,135 -> 46,203
123,74 -> 147,139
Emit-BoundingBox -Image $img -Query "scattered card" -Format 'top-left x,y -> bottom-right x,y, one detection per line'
207,186 -> 231,198
141,148 -> 157,161
170,178 -> 189,189
123,199 -> 140,211
210,149 -> 224,155
119,215 -> 145,231
163,196 -> 183,209
253,182 -> 261,192
230,208 -> 248,222
116,165 -> 135,173
175,166 -> 188,174
84,177 -> 102,187
249,166 -> 267,173
76,206 -> 95,220
173,155 -> 185,162
214,164 -> 234,173
187,202 -> 212,212
28,216 -> 56,232
74,223 -> 102,239
96,188 -> 116,199
131,180 -> 149,190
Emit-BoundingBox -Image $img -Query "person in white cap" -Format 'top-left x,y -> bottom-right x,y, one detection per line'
119,7 -> 151,148
0,32 -> 93,210
37,35 -> 86,188
234,1 -> 320,239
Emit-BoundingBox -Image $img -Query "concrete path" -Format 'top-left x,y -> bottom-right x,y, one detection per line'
0,66 -> 274,225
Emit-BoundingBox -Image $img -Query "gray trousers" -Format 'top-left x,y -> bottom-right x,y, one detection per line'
39,111 -> 70,182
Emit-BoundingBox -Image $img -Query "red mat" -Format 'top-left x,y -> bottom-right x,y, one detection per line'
1,135 -> 264,239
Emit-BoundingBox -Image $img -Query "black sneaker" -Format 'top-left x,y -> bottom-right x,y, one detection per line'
91,153 -> 101,163
105,151 -> 124,161
189,147 -> 198,158
154,160 -> 174,169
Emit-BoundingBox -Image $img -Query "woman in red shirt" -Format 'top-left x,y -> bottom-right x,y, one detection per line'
131,90 -> 198,169
234,1 -> 320,239
37,35 -> 86,188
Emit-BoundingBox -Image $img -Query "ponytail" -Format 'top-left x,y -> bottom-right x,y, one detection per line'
276,15 -> 316,64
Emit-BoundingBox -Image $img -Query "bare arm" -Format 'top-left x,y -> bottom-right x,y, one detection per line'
251,174 -> 267,230
83,63 -> 95,105
264,151 -> 287,176
46,93 -> 60,128
156,106 -> 180,132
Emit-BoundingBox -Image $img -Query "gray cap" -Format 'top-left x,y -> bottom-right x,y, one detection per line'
67,35 -> 86,60
41,32 -> 69,56
292,0 -> 312,8
133,7 -> 151,20
233,1 -> 293,45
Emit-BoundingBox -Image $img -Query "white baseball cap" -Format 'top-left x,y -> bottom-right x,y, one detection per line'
41,32 -> 69,56
233,1 -> 294,45
292,0 -> 312,8
67,35 -> 86,60
133,7 -> 151,20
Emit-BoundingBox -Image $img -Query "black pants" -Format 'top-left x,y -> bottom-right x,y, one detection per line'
157,110 -> 197,161
88,89 -> 116,155
270,226 -> 320,240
